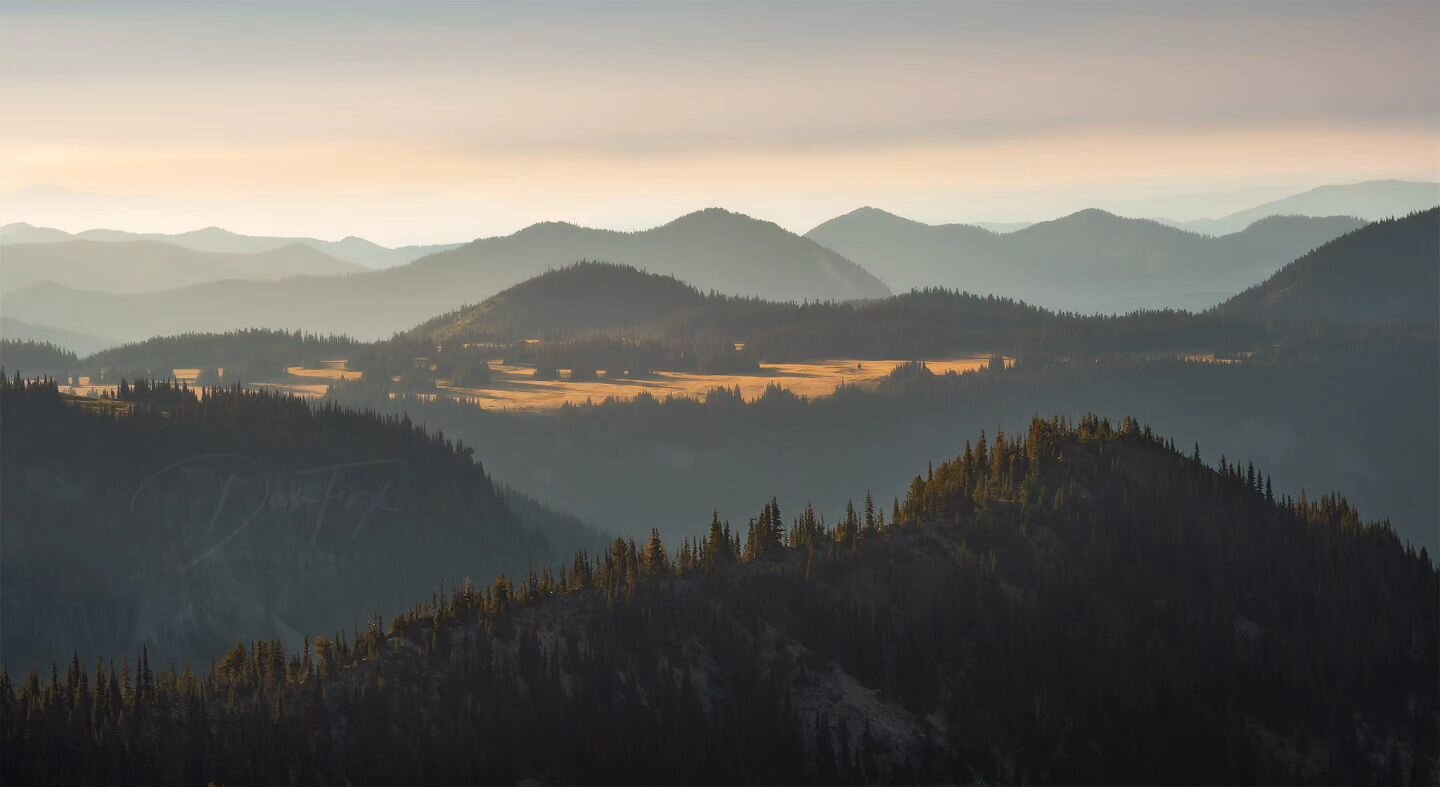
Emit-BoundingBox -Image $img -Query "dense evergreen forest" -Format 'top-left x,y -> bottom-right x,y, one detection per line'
3,416 -> 1433,785
0,340 -> 78,377
0,377 -> 603,671
80,329 -> 367,385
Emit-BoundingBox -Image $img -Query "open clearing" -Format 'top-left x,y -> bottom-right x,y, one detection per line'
285,365 -> 362,381
434,356 -> 1004,412
64,356 -> 1010,410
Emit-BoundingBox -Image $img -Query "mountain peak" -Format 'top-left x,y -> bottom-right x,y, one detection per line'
665,207 -> 767,228
1023,208 -> 1180,237
806,206 -> 935,238
841,205 -> 916,223
510,219 -> 588,238
1056,207 -> 1124,223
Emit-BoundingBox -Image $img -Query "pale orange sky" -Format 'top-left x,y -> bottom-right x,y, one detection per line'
2,2 -> 1437,244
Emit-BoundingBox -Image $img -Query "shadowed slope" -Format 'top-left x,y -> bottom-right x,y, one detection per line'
1216,209 -> 1439,324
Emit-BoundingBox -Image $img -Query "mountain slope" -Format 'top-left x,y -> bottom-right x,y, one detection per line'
806,207 -> 1363,312
2,209 -> 889,342
0,238 -> 364,296
0,222 -> 76,244
1216,209 -> 1439,324
0,378 -> 604,671
4,416 -> 1432,784
1179,179 -> 1440,235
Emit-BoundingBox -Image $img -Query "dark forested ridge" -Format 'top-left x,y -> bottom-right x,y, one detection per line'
0,377 -> 604,671
0,339 -> 78,377
3,416 -> 1433,785
1217,209 -> 1440,324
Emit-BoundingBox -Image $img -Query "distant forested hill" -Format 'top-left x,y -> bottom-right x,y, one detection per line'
416,261 -> 709,343
806,207 -> 1362,312
4,416 -> 1432,785
1217,209 -> 1439,324
0,379 -> 604,671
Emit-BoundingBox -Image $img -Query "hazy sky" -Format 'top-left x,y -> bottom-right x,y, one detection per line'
2,1 -> 1437,244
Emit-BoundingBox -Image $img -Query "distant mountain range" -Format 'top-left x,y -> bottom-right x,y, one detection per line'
1217,208 -> 1439,324
0,238 -> 364,297
806,208 -> 1362,312
19,208 -> 1433,387
430,207 -> 889,303
0,209 -> 889,342
0,222 -> 462,269
6,179 -> 1433,344
1169,179 -> 1440,235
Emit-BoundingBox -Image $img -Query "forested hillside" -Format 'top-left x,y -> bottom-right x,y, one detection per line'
3,416 -> 1432,785
0,339 -> 78,377
82,328 -> 366,384
334,327 -> 1439,552
416,261 -> 708,343
0,378 -> 603,671
1218,209 -> 1439,324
